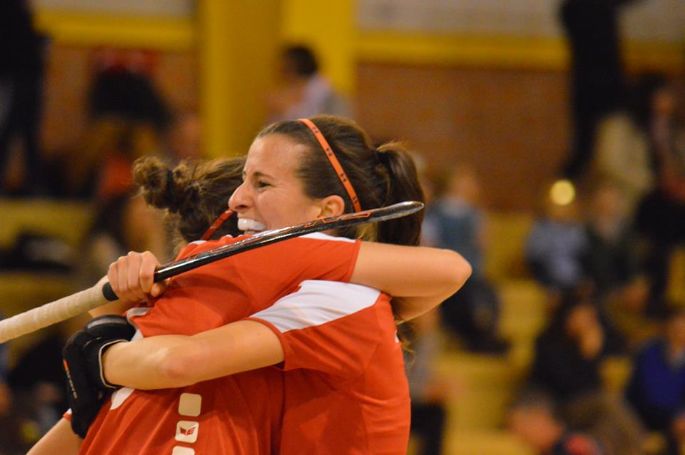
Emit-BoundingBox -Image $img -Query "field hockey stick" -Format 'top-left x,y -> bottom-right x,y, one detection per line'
0,201 -> 423,343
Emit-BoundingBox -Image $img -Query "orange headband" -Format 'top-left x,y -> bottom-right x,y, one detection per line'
298,118 -> 362,212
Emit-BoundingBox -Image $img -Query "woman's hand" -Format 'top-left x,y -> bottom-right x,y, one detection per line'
107,251 -> 166,304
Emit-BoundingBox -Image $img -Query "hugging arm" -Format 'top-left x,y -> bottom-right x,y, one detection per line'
351,242 -> 471,321
103,320 -> 282,389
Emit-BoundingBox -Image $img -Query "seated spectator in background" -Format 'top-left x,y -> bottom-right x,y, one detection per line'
575,181 -> 653,347
423,164 -> 508,353
508,388 -> 602,455
626,308 -> 685,454
582,181 -> 652,348
266,44 -> 351,122
583,181 -> 642,302
526,181 -> 588,302
530,294 -> 614,403
529,292 -> 641,454
403,309 -> 450,455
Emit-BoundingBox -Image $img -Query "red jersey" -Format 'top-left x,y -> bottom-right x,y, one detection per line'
79,233 -> 360,455
249,280 -> 410,455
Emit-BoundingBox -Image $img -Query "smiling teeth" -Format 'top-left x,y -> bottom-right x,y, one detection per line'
238,219 -> 266,232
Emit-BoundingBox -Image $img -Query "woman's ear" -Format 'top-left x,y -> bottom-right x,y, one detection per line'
318,195 -> 346,218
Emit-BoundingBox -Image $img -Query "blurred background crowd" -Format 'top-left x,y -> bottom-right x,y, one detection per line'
0,0 -> 684,454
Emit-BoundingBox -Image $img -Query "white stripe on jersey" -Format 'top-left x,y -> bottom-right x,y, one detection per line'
251,280 -> 380,333
301,232 -> 356,243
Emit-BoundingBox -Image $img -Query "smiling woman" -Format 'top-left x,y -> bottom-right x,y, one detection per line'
29,115 -> 471,455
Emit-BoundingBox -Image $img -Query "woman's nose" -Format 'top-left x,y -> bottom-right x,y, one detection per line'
229,182 -> 250,212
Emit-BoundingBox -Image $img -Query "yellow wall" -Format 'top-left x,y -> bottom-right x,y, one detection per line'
197,0 -> 281,157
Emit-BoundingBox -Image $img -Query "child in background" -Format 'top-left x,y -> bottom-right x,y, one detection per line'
526,180 -> 588,303
423,164 -> 507,353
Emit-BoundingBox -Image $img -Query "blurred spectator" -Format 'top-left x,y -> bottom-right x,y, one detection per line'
0,0 -> 47,196
73,52 -> 171,280
626,308 -> 685,454
403,310 -> 449,455
0,380 -> 38,455
165,109 -> 204,163
530,294 -> 615,402
508,388 -> 602,455
529,293 -> 642,454
632,74 -> 685,318
88,49 -> 171,132
52,49 -> 171,198
7,330 -> 67,436
422,164 -> 508,353
266,44 -> 351,122
582,181 -> 642,302
582,181 -> 648,346
525,181 -> 588,299
559,0 -> 639,180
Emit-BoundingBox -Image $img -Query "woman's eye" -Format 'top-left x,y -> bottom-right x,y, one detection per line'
256,180 -> 270,189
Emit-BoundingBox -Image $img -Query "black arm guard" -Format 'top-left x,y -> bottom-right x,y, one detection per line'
62,315 -> 136,438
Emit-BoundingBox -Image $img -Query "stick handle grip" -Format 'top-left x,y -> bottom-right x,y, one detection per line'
0,283 -> 109,343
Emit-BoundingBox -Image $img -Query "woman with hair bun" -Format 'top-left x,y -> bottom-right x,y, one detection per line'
31,116 -> 471,454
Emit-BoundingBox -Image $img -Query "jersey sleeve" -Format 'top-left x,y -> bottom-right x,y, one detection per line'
247,280 -> 392,379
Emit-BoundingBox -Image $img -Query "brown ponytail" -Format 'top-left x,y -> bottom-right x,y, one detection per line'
375,142 -> 425,246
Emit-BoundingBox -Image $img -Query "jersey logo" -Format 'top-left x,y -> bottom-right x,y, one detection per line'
175,421 -> 200,443
180,426 -> 196,436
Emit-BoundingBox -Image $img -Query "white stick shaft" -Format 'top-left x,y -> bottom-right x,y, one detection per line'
0,284 -> 107,343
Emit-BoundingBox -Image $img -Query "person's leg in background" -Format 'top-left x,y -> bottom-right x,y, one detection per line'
410,402 -> 446,455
